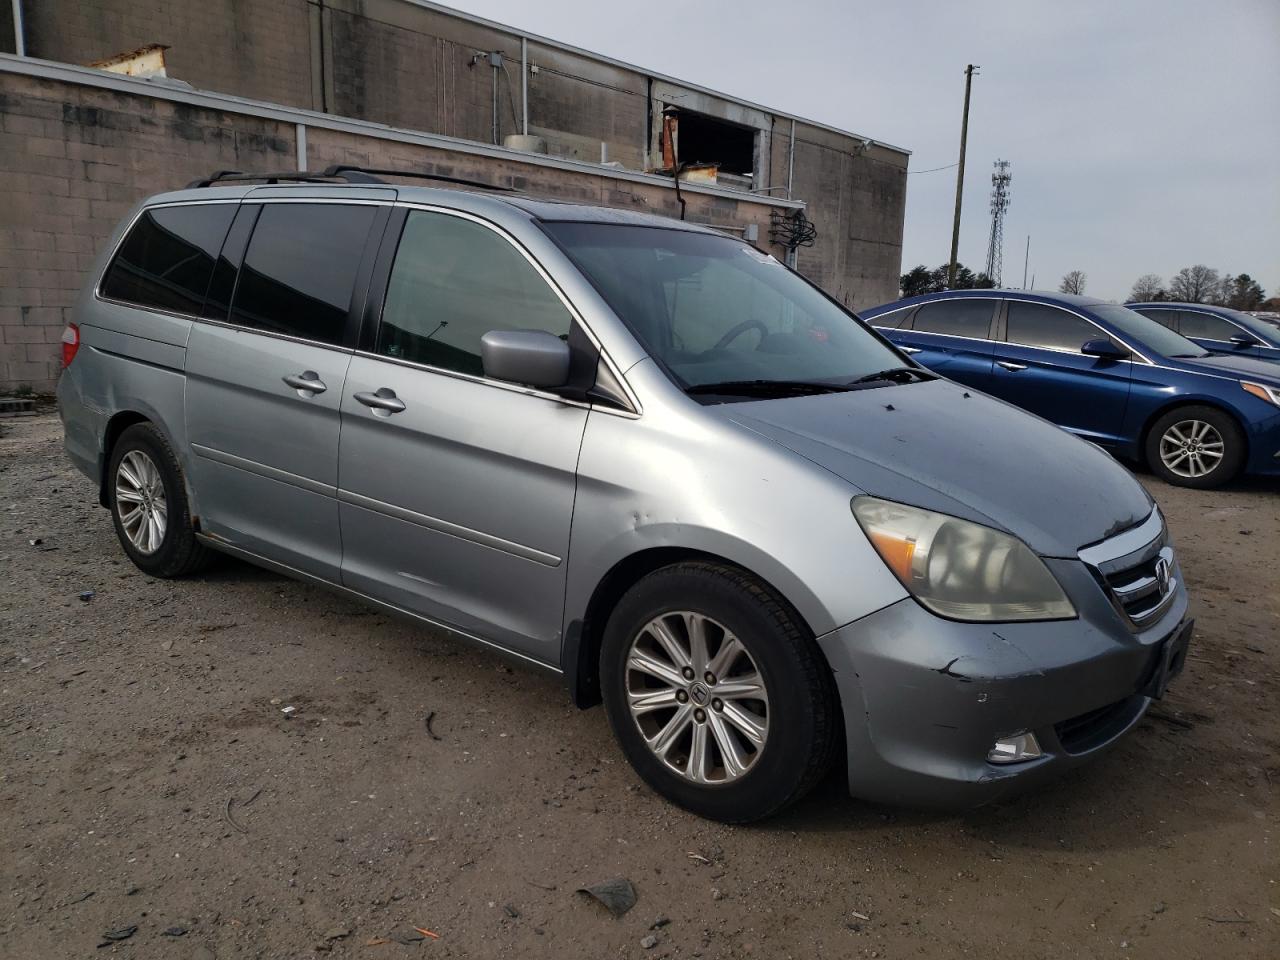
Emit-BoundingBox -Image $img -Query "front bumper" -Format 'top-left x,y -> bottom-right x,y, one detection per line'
817,555 -> 1190,808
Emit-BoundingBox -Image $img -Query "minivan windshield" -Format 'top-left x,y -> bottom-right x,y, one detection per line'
1089,304 -> 1210,359
544,223 -> 908,393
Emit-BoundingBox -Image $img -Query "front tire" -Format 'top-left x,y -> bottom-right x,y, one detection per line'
600,562 -> 838,823
107,423 -> 212,577
1145,405 -> 1245,489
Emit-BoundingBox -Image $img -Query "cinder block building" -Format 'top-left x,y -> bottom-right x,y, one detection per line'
0,0 -> 909,392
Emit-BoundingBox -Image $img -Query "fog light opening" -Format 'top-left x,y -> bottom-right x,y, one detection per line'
988,731 -> 1042,764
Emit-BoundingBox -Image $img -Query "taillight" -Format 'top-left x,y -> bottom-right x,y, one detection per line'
60,323 -> 80,368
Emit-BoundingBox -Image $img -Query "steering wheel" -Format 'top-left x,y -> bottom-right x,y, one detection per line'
713,318 -> 769,351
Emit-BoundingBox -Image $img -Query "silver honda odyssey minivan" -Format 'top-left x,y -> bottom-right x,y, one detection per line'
57,168 -> 1192,821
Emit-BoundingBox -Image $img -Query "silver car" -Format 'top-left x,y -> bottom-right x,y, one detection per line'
56,169 -> 1192,821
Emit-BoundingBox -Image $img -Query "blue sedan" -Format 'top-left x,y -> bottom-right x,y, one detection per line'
861,290 -> 1280,488
1126,302 -> 1280,363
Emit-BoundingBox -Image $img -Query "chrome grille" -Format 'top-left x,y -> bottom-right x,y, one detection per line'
1078,509 -> 1178,630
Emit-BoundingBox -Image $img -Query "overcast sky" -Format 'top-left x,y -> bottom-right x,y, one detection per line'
453,0 -> 1279,303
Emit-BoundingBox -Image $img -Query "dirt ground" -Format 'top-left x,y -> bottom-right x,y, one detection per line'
1,411 -> 1277,960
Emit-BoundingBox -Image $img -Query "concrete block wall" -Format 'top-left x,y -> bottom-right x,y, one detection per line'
0,69 -> 793,393
6,0 -> 909,319
0,73 -> 297,391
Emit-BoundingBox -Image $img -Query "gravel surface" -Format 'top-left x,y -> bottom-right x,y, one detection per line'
1,411 -> 1277,959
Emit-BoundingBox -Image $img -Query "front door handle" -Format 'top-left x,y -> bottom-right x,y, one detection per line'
996,361 -> 1028,372
354,387 -> 406,415
283,371 -> 327,395
899,346 -> 922,355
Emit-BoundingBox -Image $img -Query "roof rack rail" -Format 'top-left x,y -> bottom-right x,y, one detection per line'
186,166 -> 515,192
319,165 -> 515,192
185,170 -> 343,188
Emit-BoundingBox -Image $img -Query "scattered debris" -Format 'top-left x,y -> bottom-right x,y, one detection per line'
502,904 -> 520,918
64,890 -> 95,906
322,926 -> 351,940
365,937 -> 391,946
641,934 -> 659,949
523,878 -> 557,891
1148,709 -> 1194,730
79,591 -> 95,602
577,878 -> 637,917
850,910 -> 871,922
425,711 -> 441,741
28,537 -> 42,546
686,852 -> 712,865
161,639 -> 174,651
281,705 -> 297,716
390,931 -> 426,945
651,917 -> 671,930
1201,916 -> 1252,924
412,927 -> 440,940
1152,902 -> 1167,914
161,926 -> 188,937
711,888 -> 724,901
224,796 -> 248,834
98,925 -> 138,947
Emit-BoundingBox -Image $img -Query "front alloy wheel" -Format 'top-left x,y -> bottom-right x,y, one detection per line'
1157,418 -> 1224,480
601,562 -> 838,823
1145,405 -> 1245,489
626,611 -> 769,785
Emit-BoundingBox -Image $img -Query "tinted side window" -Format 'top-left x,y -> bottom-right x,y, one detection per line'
230,203 -> 378,346
1178,310 -> 1239,341
871,306 -> 912,329
912,300 -> 993,338
1005,302 -> 1100,351
100,204 -> 236,315
378,211 -> 573,377
1133,307 -> 1178,330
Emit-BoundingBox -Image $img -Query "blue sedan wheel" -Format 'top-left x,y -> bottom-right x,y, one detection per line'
1145,405 -> 1245,489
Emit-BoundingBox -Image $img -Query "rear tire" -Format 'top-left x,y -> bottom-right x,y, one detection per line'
1144,405 -> 1245,489
107,423 -> 212,577
600,561 -> 838,823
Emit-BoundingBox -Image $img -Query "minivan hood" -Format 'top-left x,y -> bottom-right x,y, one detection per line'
719,379 -> 1152,558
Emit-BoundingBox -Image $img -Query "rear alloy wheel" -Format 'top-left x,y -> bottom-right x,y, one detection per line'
108,423 -> 213,577
601,562 -> 838,823
1145,405 -> 1245,489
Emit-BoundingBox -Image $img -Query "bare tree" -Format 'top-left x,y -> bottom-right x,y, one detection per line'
1059,270 -> 1087,295
1168,265 -> 1220,303
1128,274 -> 1165,302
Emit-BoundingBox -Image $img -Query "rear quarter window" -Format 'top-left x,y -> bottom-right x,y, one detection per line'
912,300 -> 994,339
100,204 -> 237,315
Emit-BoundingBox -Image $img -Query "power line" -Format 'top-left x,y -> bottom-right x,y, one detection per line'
907,161 -> 960,175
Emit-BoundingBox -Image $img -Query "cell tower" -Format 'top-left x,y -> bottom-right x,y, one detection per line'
984,159 -> 1012,285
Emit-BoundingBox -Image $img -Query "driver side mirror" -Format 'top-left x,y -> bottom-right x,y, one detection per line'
1081,338 -> 1129,361
1229,333 -> 1259,349
481,330 -> 571,389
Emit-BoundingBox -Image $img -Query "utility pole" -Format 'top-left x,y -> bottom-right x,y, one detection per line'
947,64 -> 979,288
1022,235 -> 1031,289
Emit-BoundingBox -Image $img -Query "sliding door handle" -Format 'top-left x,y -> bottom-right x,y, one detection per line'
283,371 -> 327,395
899,346 -> 922,355
354,387 -> 406,415
996,360 -> 1028,372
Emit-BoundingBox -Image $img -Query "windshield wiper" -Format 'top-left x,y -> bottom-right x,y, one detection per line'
849,366 -> 935,386
685,379 -> 854,398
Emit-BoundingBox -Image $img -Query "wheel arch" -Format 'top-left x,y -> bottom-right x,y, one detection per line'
99,410 -> 153,507
562,546 -> 825,709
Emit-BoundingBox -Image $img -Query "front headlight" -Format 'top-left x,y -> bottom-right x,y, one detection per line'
852,496 -> 1076,622
1241,380 -> 1280,407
